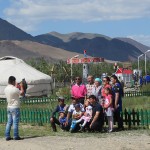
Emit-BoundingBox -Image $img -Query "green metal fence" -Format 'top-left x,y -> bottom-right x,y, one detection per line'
0,108 -> 150,128
124,91 -> 150,97
0,91 -> 150,105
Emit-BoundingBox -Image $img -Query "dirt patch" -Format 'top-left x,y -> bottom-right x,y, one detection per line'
0,131 -> 150,150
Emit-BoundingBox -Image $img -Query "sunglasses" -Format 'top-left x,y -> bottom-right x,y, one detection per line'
76,78 -> 81,80
103,80 -> 107,82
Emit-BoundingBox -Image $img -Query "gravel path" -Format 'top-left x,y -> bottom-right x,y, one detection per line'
0,133 -> 150,150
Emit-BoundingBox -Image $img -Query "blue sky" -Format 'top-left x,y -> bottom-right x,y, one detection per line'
0,0 -> 150,46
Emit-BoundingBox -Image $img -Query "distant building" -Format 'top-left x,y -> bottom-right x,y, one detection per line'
115,68 -> 133,87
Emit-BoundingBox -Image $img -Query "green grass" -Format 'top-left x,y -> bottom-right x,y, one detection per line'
0,96 -> 150,139
1,96 -> 150,110
0,123 -> 150,139
140,84 -> 150,92
123,96 -> 150,110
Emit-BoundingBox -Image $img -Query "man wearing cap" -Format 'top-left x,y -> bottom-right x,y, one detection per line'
50,97 -> 68,132
71,76 -> 87,104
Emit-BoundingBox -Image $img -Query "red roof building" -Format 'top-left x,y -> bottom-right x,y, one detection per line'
115,68 -> 133,86
115,68 -> 133,74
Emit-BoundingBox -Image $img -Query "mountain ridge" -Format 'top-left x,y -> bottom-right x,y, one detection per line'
0,18 -> 150,61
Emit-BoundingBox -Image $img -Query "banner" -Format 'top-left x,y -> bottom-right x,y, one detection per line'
67,57 -> 104,64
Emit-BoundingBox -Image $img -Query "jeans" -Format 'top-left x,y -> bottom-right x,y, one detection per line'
5,108 -> 20,138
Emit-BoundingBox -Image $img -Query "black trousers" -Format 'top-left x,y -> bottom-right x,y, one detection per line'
114,110 -> 124,129
50,117 -> 70,131
50,117 -> 60,131
85,120 -> 103,132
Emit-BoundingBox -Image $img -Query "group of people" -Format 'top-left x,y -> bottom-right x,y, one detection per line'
50,75 -> 124,133
4,74 -> 124,141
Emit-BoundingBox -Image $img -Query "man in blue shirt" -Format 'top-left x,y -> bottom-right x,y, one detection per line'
50,97 -> 68,132
111,75 -> 124,131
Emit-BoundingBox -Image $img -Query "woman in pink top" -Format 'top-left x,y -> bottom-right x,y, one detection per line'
71,76 -> 87,104
101,76 -> 111,98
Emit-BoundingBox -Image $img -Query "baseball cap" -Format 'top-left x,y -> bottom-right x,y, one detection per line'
58,96 -> 65,101
59,110 -> 66,114
74,103 -> 80,108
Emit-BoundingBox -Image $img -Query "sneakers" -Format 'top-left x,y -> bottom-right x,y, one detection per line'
108,129 -> 113,133
14,137 -> 24,140
6,137 -> 13,141
6,137 -> 23,141
79,126 -> 84,132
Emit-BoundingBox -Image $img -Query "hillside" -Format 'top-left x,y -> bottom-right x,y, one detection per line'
0,18 -> 150,61
0,40 -> 83,61
35,32 -> 145,61
0,18 -> 34,41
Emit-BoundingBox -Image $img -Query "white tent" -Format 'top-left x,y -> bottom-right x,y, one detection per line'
0,56 -> 54,98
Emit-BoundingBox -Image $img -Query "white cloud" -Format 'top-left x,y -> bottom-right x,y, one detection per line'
3,0 -> 150,32
127,35 -> 150,47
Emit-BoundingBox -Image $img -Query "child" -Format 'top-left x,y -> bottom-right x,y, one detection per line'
70,103 -> 82,132
103,88 -> 114,132
59,111 -> 68,130
50,97 -> 68,132
75,99 -> 92,132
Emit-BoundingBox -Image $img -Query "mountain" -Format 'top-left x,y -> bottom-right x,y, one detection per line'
35,32 -> 147,61
0,40 -> 83,61
0,18 -> 150,61
116,37 -> 150,54
0,18 -> 34,41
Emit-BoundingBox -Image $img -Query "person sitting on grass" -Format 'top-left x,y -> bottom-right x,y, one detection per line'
65,96 -> 85,132
50,97 -> 68,132
74,99 -> 92,132
58,111 -> 69,130
88,95 -> 104,132
70,103 -> 83,132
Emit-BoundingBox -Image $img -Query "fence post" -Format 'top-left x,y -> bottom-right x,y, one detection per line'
128,109 -> 131,128
124,108 -> 128,125
144,110 -> 148,128
132,109 -> 135,126
140,109 -> 144,127
136,109 -> 140,126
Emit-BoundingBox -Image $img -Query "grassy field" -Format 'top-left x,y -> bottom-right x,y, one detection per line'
0,123 -> 150,139
0,95 -> 150,139
0,96 -> 150,110
123,96 -> 150,110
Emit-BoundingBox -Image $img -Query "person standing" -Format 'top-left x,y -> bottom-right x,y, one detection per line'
111,75 -> 124,131
103,88 -> 114,133
101,76 -> 111,98
86,75 -> 95,97
91,78 -> 102,102
4,76 -> 24,141
71,76 -> 87,104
